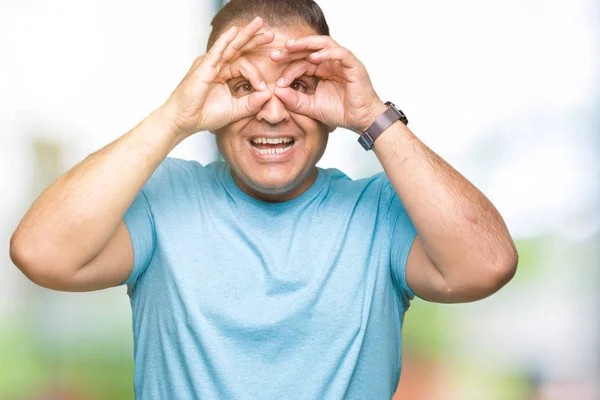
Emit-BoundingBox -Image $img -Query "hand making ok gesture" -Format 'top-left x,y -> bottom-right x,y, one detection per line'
269,36 -> 388,134
163,17 -> 276,137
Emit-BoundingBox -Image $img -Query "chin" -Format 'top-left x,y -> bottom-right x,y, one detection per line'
232,162 -> 315,202
244,172 -> 300,194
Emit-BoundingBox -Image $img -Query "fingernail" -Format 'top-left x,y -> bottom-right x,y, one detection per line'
287,39 -> 295,45
311,51 -> 320,57
259,81 -> 266,90
277,77 -> 285,86
271,50 -> 280,57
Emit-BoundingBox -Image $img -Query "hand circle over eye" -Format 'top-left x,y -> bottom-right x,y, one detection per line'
270,35 -> 385,133
217,56 -> 268,95
162,16 -> 275,137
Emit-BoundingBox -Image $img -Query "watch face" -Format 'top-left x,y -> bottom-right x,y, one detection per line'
385,101 -> 408,125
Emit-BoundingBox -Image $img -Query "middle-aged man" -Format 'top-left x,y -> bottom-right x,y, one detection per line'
10,0 -> 518,398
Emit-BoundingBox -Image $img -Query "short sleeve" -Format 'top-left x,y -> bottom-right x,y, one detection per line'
377,172 -> 418,307
117,188 -> 156,290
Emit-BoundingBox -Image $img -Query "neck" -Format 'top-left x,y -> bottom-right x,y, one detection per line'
230,167 -> 318,202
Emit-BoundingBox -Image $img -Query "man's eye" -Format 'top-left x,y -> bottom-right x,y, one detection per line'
234,82 -> 254,95
290,80 -> 308,93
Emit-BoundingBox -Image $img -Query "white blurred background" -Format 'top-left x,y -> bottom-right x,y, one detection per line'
1,0 -> 598,399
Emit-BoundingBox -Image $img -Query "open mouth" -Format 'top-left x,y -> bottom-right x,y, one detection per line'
250,137 -> 295,155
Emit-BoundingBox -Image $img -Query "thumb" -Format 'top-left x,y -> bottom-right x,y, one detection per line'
273,86 -> 316,118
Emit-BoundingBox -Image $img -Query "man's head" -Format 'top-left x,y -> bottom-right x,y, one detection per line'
207,0 -> 330,52
208,0 -> 335,202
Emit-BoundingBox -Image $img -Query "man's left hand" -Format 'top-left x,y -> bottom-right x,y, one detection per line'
270,36 -> 387,133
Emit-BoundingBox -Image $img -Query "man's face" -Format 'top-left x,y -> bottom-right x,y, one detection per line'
211,25 -> 334,202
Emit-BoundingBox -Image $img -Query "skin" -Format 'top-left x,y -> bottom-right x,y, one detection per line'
210,25 -> 335,202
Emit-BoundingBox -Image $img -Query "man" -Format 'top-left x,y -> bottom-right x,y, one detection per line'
9,0 -> 518,398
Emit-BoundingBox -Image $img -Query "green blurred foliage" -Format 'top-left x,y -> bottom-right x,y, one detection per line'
0,323 -> 134,400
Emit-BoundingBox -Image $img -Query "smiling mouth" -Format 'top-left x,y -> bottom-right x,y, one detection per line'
250,137 -> 295,155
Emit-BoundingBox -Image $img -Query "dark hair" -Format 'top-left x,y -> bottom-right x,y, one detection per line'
207,0 -> 330,51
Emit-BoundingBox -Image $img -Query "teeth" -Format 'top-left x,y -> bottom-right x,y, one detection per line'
252,143 -> 294,155
251,137 -> 293,144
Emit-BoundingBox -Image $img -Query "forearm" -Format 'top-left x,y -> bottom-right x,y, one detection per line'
372,119 -> 517,287
10,105 -> 183,275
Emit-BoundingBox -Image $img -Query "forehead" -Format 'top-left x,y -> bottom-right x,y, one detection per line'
240,25 -> 318,79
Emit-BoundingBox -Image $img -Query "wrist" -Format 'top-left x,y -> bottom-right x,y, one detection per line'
153,103 -> 189,143
356,101 -> 388,134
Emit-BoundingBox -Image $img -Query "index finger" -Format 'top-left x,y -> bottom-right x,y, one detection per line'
221,16 -> 265,61
204,25 -> 239,68
284,35 -> 339,52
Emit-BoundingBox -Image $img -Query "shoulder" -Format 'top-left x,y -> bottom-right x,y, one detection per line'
321,167 -> 389,195
152,157 -> 203,178
316,167 -> 396,211
148,157 -> 224,181
142,157 -> 224,197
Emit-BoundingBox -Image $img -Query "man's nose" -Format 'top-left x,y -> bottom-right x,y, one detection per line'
255,91 -> 290,124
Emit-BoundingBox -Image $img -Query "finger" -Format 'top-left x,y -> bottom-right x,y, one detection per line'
233,31 -> 275,57
203,25 -> 239,69
221,16 -> 264,61
233,88 -> 273,118
269,49 -> 317,63
307,47 -> 360,70
276,60 -> 318,88
273,86 -> 315,118
226,56 -> 268,91
284,35 -> 339,52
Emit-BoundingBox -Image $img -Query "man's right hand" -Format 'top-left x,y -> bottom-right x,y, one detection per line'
9,17 -> 277,293
163,16 -> 274,137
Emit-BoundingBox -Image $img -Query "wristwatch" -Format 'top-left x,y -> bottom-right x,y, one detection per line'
358,101 -> 408,151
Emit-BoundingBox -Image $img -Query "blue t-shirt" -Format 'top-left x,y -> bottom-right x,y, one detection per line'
118,157 -> 417,399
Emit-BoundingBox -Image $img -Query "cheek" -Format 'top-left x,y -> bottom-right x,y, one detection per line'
290,114 -> 329,144
216,120 -> 251,149
288,114 -> 309,134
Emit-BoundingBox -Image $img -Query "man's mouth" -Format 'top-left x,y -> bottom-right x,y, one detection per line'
250,137 -> 295,155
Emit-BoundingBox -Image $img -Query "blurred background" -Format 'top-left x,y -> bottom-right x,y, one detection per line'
1,0 -> 598,399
